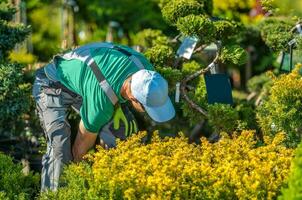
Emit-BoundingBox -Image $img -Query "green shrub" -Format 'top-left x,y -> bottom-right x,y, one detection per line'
0,1 -> 31,135
0,2 -> 30,59
181,77 -> 208,126
155,66 -> 183,92
213,20 -> 241,42
279,141 -> 302,200
161,0 -> 205,25
207,103 -> 239,134
235,102 -> 258,130
144,44 -> 175,66
259,18 -> 294,52
176,15 -> 215,44
0,63 -> 31,134
219,44 -> 248,65
257,66 -> 302,147
0,152 -> 39,200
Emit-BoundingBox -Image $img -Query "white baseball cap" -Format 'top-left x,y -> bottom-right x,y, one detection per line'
131,69 -> 175,122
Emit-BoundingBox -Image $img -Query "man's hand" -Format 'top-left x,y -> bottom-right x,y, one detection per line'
113,106 -> 138,137
72,120 -> 97,162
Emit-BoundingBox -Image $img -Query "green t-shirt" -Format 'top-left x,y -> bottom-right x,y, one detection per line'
55,43 -> 154,133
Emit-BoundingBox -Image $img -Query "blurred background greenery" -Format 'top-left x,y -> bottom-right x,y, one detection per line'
6,0 -> 302,136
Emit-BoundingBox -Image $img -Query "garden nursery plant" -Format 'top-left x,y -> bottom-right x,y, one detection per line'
39,131 -> 293,200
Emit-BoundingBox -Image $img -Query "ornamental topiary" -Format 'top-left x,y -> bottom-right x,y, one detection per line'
0,152 -> 39,200
133,0 -> 248,136
40,130 -> 293,199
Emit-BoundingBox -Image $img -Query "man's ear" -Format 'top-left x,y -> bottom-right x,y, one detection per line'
129,96 -> 137,102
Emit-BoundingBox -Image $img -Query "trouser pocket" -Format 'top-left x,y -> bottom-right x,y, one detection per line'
41,87 -> 63,109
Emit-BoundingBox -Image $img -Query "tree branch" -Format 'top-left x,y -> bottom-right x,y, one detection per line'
180,42 -> 221,117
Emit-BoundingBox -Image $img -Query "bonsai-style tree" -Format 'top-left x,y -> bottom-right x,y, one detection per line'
133,0 -> 249,138
0,1 -> 31,136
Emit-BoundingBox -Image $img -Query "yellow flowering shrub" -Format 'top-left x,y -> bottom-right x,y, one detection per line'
40,131 -> 293,200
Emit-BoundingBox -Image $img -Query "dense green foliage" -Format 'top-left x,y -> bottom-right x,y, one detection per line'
0,63 -> 31,134
259,18 -> 295,52
0,152 -> 39,200
176,14 -> 215,44
0,2 -> 30,59
155,66 -> 183,92
280,141 -> 302,199
247,73 -> 272,94
0,1 -> 31,135
78,0 -> 169,37
257,67 -> 302,147
145,45 -> 175,66
0,22 -> 30,59
220,44 -> 248,65
161,0 -> 205,25
207,104 -> 239,134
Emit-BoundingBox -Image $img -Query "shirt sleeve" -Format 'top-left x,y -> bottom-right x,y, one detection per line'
80,90 -> 114,133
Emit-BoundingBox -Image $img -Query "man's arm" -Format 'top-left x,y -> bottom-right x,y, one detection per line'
72,120 -> 97,162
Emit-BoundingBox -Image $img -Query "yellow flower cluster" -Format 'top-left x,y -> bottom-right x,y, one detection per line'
81,130 -> 293,200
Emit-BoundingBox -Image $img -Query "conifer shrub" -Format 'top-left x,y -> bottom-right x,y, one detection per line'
220,44 -> 248,65
0,152 -> 39,200
259,18 -> 294,52
0,63 -> 31,134
207,104 -> 239,134
161,0 -> 205,24
144,44 -> 175,66
257,66 -> 302,147
0,1 -> 31,135
176,14 -> 215,43
40,131 -> 293,200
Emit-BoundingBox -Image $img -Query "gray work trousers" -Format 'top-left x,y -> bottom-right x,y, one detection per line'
32,67 -> 117,191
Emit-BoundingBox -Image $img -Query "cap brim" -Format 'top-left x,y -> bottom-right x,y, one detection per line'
143,97 -> 175,123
